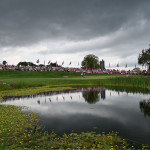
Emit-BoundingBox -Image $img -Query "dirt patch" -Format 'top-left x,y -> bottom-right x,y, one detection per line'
63,76 -> 69,77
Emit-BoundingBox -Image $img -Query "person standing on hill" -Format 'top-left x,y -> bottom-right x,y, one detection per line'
83,72 -> 86,78
81,72 -> 83,77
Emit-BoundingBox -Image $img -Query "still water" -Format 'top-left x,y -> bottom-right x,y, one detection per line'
2,87 -> 150,145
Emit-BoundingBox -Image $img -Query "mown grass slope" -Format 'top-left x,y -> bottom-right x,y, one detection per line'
0,70 -> 150,91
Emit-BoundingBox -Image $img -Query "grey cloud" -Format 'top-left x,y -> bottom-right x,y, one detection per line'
0,0 -> 150,48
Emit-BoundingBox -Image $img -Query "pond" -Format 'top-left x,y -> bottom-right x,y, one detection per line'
2,87 -> 150,146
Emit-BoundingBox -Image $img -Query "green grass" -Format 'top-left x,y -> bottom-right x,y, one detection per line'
0,70 -> 150,92
0,70 -> 101,78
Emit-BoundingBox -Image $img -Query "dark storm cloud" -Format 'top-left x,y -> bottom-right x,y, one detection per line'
0,0 -> 150,48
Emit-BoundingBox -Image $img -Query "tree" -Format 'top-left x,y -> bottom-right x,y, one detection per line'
17,62 -> 28,66
81,54 -> 100,69
28,62 -> 36,67
17,61 -> 36,67
50,62 -> 58,67
39,64 -> 44,67
2,60 -> 7,65
138,45 -> 150,71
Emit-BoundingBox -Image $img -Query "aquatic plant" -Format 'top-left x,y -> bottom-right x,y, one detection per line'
0,105 -> 40,149
0,104 -> 135,149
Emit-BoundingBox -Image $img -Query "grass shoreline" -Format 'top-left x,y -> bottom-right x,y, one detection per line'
0,71 -> 150,149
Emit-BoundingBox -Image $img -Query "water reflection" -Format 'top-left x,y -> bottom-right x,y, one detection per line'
1,87 -> 150,146
82,87 -> 105,104
140,99 -> 150,118
4,87 -> 105,104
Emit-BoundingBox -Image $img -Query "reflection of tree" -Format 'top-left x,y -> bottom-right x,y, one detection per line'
139,100 -> 150,118
5,87 -> 106,104
82,90 -> 100,104
101,90 -> 106,100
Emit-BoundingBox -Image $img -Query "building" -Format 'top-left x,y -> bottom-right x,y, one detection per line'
100,59 -> 105,70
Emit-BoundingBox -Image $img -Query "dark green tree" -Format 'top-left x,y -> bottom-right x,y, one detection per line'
17,62 -> 28,66
28,62 -> 36,67
81,54 -> 100,69
2,60 -> 7,65
138,45 -> 150,71
50,62 -> 58,67
39,64 -> 44,67
17,62 -> 36,67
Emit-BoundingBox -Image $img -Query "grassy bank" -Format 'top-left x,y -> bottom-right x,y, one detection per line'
0,71 -> 150,92
0,70 -> 150,149
0,71 -> 150,101
0,105 -> 135,149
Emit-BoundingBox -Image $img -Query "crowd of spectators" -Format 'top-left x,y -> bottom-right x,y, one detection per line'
0,64 -> 149,75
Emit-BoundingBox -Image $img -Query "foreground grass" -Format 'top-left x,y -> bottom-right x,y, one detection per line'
0,105 -> 40,149
1,105 -> 149,149
0,105 -> 135,149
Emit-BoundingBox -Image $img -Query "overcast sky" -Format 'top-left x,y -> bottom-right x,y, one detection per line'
0,0 -> 150,69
